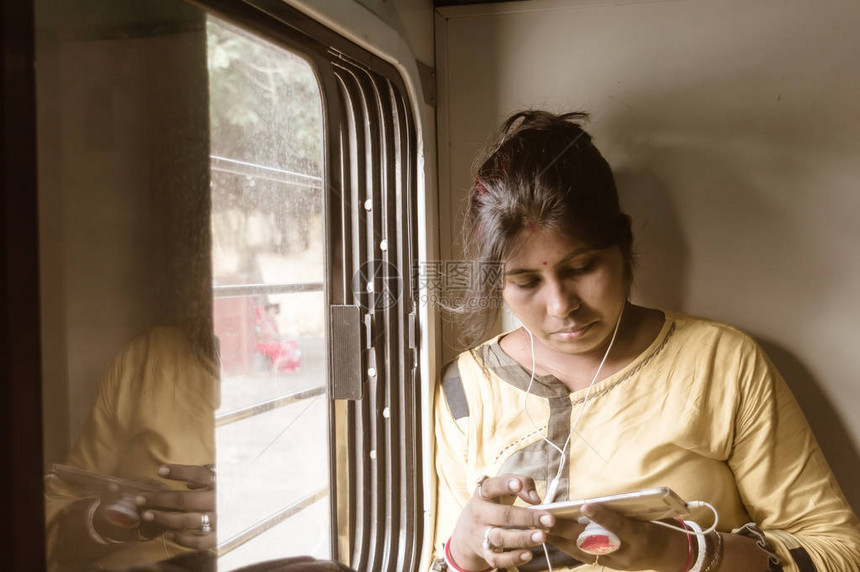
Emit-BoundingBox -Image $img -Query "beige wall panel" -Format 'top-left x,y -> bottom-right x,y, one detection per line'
436,0 -> 860,508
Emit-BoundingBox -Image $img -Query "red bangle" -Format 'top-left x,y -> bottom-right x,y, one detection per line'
675,518 -> 694,572
444,537 -> 493,572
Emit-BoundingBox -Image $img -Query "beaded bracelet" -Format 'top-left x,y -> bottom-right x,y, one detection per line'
702,532 -> 724,572
444,537 -> 494,572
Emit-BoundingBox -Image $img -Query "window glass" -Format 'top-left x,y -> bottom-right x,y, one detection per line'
36,1 -> 329,569
208,15 -> 330,569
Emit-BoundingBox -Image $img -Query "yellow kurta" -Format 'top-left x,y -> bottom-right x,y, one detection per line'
45,327 -> 218,570
433,312 -> 860,571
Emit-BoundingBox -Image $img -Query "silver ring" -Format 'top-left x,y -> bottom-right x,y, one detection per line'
200,513 -> 212,533
476,475 -> 490,500
482,526 -> 502,553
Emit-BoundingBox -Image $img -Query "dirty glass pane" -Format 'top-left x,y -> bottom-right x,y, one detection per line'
208,15 -> 329,570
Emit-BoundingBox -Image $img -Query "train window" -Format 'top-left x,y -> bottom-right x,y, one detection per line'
207,15 -> 330,568
35,0 -> 421,571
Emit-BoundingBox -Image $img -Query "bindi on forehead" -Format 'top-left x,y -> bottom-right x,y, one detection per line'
542,261 -> 547,265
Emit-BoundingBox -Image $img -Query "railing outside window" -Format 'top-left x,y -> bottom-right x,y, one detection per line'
207,14 -> 330,567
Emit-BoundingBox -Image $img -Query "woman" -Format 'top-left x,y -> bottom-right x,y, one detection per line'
44,325 -> 219,570
432,111 -> 860,572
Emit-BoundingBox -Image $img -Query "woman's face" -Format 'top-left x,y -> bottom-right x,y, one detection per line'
501,228 -> 629,358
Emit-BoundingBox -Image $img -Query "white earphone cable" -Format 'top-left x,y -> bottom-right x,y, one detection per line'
651,501 -> 720,535
523,302 -> 625,572
523,302 -> 625,503
520,304 -> 719,572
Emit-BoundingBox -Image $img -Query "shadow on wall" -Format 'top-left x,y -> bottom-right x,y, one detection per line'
614,167 -> 690,312
756,338 -> 860,512
614,162 -> 860,513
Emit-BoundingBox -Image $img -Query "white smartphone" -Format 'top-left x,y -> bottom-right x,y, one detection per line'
530,486 -> 690,521
50,464 -> 168,528
50,463 -> 165,494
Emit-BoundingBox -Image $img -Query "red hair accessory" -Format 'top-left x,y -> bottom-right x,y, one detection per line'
474,178 -> 488,196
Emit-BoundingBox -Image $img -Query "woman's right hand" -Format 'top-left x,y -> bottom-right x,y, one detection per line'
136,463 -> 217,549
448,474 -> 556,571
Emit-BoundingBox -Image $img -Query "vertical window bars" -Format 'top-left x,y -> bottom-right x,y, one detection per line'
197,2 -> 423,569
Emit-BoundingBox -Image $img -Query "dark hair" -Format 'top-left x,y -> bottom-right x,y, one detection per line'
446,110 -> 633,349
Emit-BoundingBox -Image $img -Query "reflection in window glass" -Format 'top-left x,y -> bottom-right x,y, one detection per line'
207,16 -> 330,570
37,1 -> 329,569
37,2 -> 219,570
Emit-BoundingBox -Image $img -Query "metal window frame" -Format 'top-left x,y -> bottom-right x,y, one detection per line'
2,0 -> 47,569
193,1 -> 423,570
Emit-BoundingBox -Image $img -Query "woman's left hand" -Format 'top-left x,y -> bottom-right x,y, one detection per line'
136,463 -> 217,549
548,504 -> 688,571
